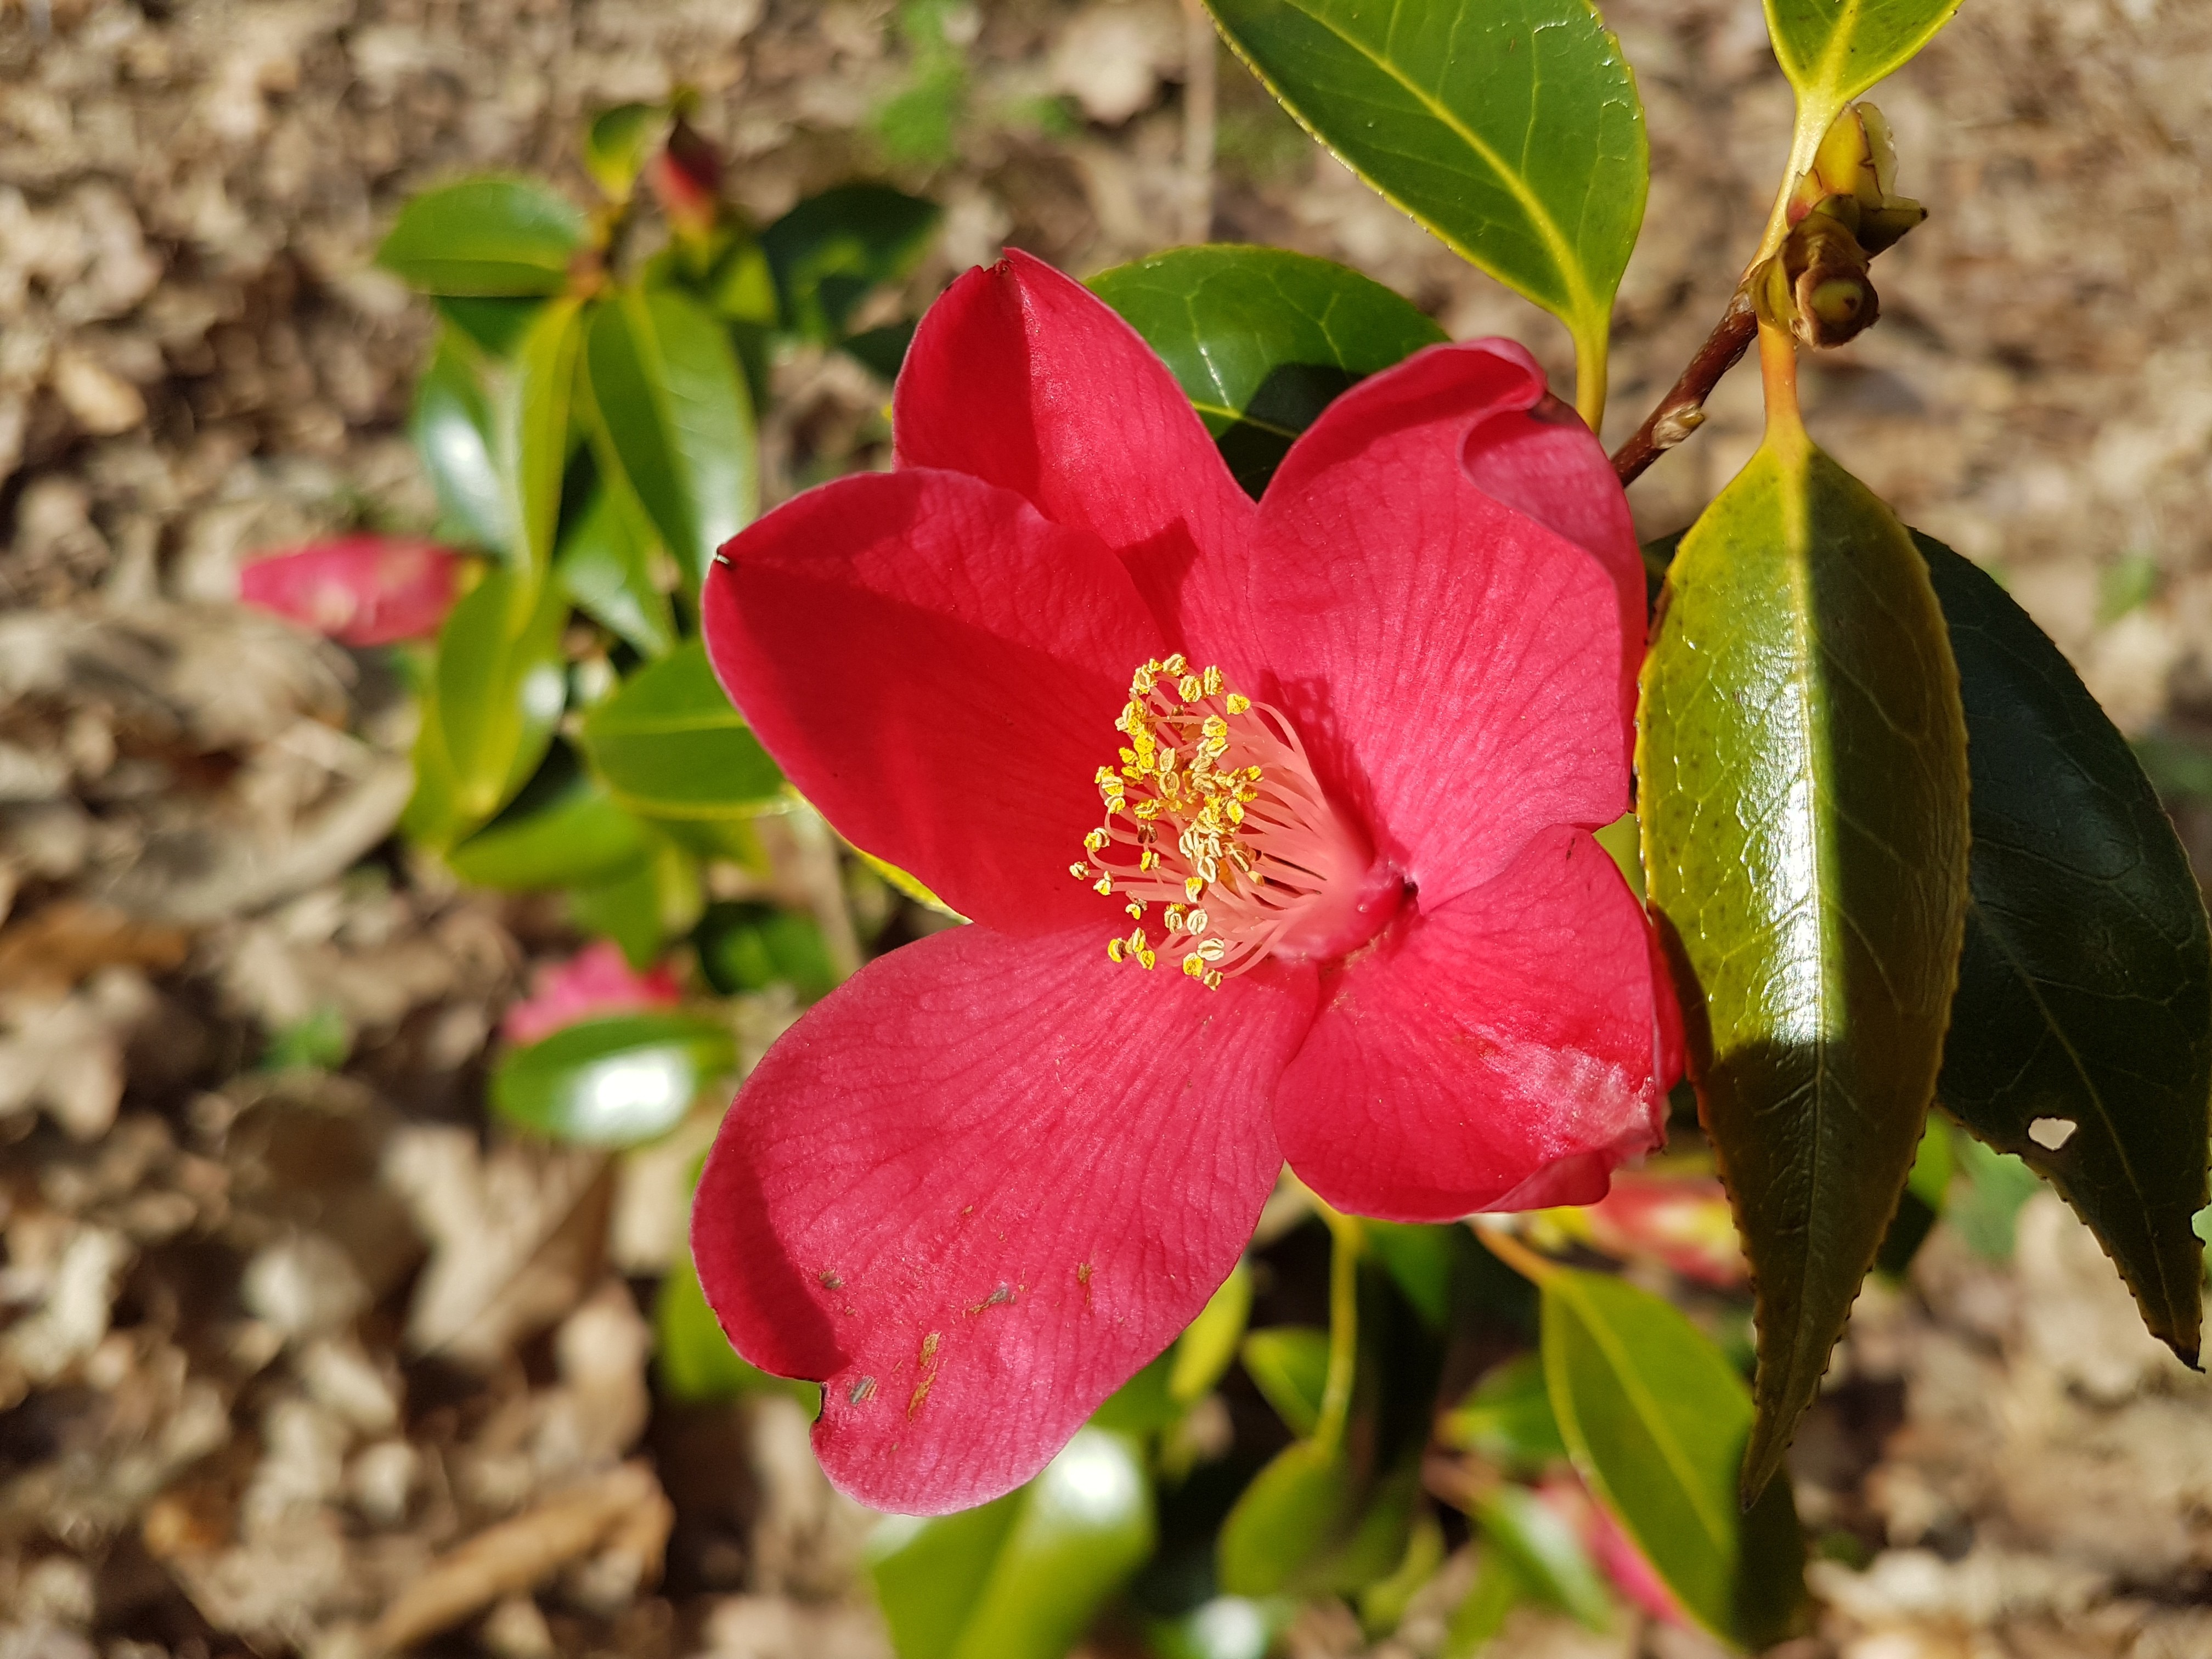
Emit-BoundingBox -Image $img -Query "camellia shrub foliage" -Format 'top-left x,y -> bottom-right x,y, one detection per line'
263,3 -> 2212,1654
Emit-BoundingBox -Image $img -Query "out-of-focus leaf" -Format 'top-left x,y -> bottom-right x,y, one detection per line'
654,1249 -> 820,1410
1359,1510 -> 1447,1638
1639,425 -> 1970,1504
447,746 -> 652,891
569,839 -> 697,970
1539,1266 -> 1808,1650
1473,1485 -> 1609,1630
1764,0 -> 1962,114
1216,1440 -> 1352,1598
435,296 -> 546,359
1438,1353 -> 1567,1475
693,901 -> 838,1001
556,478 -> 677,658
1091,245 -> 1444,495
434,566 -> 569,828
1170,1264 -> 1253,1406
761,183 -> 941,342
1203,0 -> 1645,395
1090,1352 -> 1180,1436
259,1005 -> 350,1074
585,102 -> 664,198
1147,1597 -> 1294,1659
1948,1135 -> 2046,1261
1240,1327 -> 1329,1439
1442,1547 -> 1525,1659
842,319 -> 918,381
377,177 -> 588,295
580,640 -> 784,819
1363,1222 -> 1455,1331
412,334 -> 511,550
585,285 -> 758,589
496,295 -> 586,588
1921,531 -> 2212,1363
1876,1116 -> 1954,1277
870,1429 -> 1153,1659
493,1011 -> 733,1147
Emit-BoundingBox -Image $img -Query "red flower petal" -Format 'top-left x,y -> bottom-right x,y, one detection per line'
1272,826 -> 1669,1221
702,469 -> 1163,936
892,250 -> 1261,663
692,924 -> 1317,1513
1246,350 -> 1632,906
502,940 -> 682,1047
237,535 -> 461,646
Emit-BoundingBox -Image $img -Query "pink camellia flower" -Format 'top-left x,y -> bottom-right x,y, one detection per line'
692,250 -> 1681,1513
238,535 -> 461,647
503,940 -> 682,1047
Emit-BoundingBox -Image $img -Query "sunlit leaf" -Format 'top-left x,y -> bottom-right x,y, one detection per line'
1240,1326 -> 1329,1438
761,183 -> 941,342
1170,1263 -> 1254,1406
1539,1267 -> 1808,1649
1472,1485 -> 1609,1631
377,177 -> 588,296
1204,0 -> 1645,396
1764,0 -> 1962,112
497,295 -> 587,588
585,102 -> 664,199
556,477 -> 677,658
1639,425 -> 1970,1504
433,567 -> 569,828
411,332 -> 511,551
492,1010 -> 734,1146
580,640 -> 784,820
1921,532 -> 2212,1362
447,744 -> 653,891
1091,245 -> 1444,495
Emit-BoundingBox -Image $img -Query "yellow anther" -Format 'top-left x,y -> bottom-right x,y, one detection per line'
1183,953 -> 1207,979
1070,861 -> 1090,881
1202,715 -> 1228,740
1202,664 -> 1224,696
1186,908 -> 1209,935
1204,969 -> 1224,990
1161,653 -> 1187,676
1137,947 -> 1157,970
1107,938 -> 1126,963
1177,674 -> 1202,702
1084,829 -> 1108,853
1093,874 -> 1113,896
1126,899 -> 1143,919
1138,848 -> 1159,871
1184,875 -> 1205,902
1226,693 -> 1251,715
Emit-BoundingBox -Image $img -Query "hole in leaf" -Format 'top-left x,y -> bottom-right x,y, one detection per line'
2028,1116 -> 2078,1151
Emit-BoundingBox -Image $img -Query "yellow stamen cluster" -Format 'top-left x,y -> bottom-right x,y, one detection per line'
1070,653 -> 1266,989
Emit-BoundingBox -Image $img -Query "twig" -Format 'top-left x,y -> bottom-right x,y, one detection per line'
1180,0 -> 1217,244
786,807 -> 864,982
1608,288 -> 1758,487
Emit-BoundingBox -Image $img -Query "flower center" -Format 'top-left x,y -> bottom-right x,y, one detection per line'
1069,654 -> 1385,988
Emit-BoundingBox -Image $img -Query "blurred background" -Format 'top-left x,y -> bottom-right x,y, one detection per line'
3,1 -> 2211,1656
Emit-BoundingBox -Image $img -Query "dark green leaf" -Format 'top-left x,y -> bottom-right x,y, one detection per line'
761,184 -> 941,342
1874,1116 -> 1953,1278
1216,1441 -> 1352,1598
870,1429 -> 1153,1659
1539,1267 -> 1808,1649
447,746 -> 652,891
1240,1326 -> 1329,1438
1472,1485 -> 1609,1631
693,901 -> 837,1001
411,332 -> 511,550
1639,428 -> 1970,1504
1437,1353 -> 1568,1475
433,567 -> 569,827
580,640 -> 785,819
377,177 -> 588,296
435,296 -> 547,359
1363,1221 -> 1455,1331
493,1011 -> 734,1146
1091,245 -> 1445,496
1920,531 -> 2211,1361
585,286 -> 759,590
1764,0 -> 1962,112
498,296 -> 587,585
585,103 -> 664,198
556,478 -> 677,658
1203,0 -> 1645,381
842,319 -> 917,381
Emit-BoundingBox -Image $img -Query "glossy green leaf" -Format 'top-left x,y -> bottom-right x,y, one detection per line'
447,745 -> 652,891
1539,1267 -> 1807,1650
761,183 -> 941,342
435,296 -> 548,359
1764,0 -> 1962,111
411,332 -> 511,550
580,640 -> 784,820
377,177 -> 588,296
1920,532 -> 2212,1362
1169,1263 -> 1254,1406
585,286 -> 758,590
585,102 -> 663,198
556,478 -> 676,658
1090,245 -> 1444,495
694,901 -> 838,1001
870,1429 -> 1153,1659
1472,1485 -> 1609,1631
1437,1353 -> 1568,1475
434,567 -> 569,827
1204,0 -> 1646,394
493,1011 -> 735,1147
1216,1439 -> 1365,1600
1639,427 -> 1970,1504
497,296 -> 587,585
1240,1326 -> 1330,1439
654,1248 -> 819,1409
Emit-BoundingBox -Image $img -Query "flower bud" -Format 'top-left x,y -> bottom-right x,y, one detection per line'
648,117 -> 723,243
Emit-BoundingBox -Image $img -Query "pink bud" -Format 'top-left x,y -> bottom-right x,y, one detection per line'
503,940 -> 683,1047
238,535 -> 463,647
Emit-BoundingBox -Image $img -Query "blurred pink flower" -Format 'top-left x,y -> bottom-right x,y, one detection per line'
238,535 -> 462,646
1537,1474 -> 1688,1627
503,940 -> 682,1047
1578,1171 -> 1747,1289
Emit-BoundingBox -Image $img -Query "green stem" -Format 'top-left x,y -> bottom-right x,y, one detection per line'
1313,1204 -> 1363,1452
1572,318 -> 1609,434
